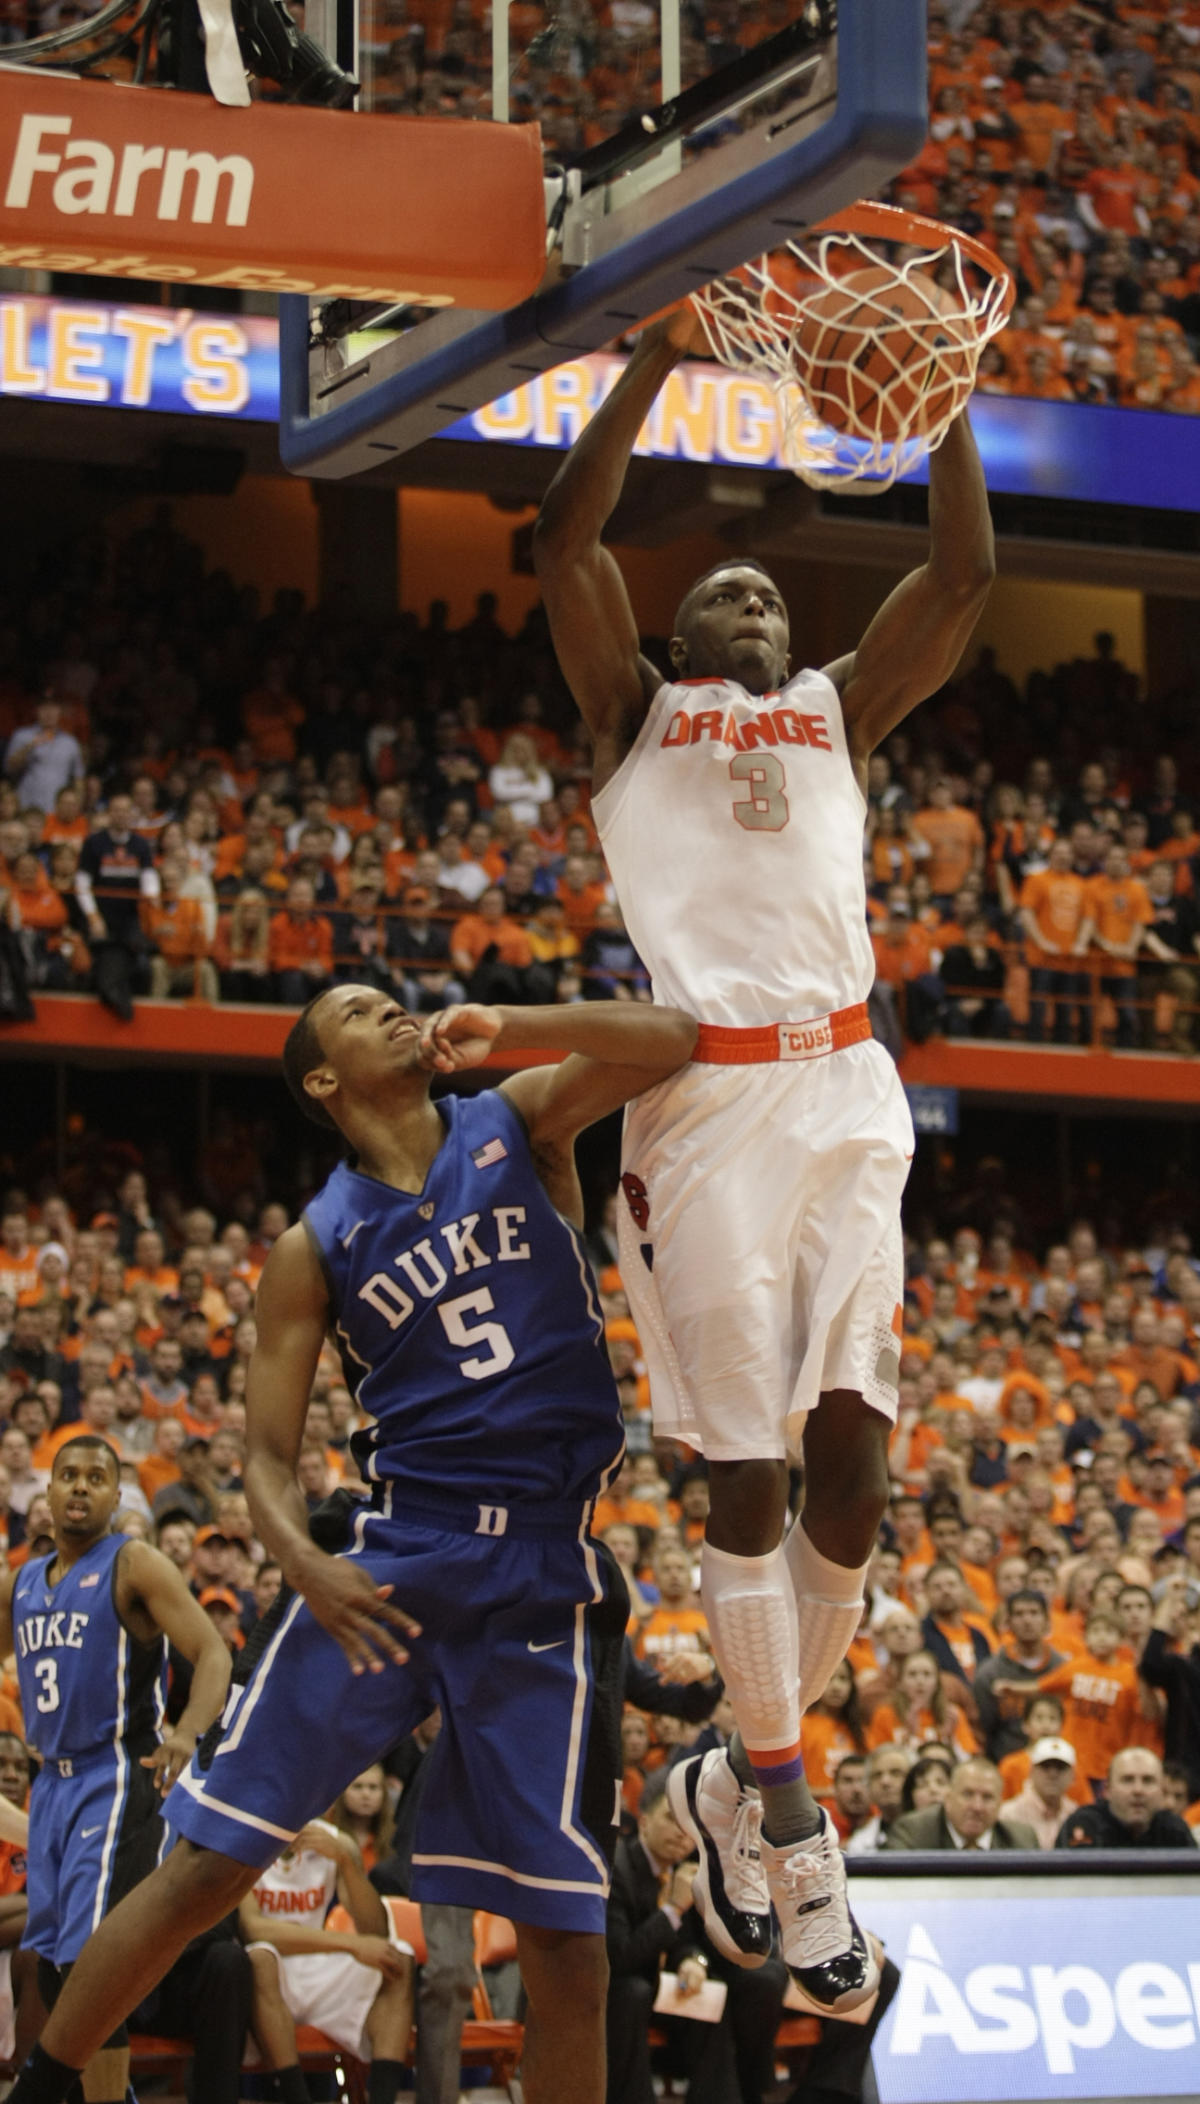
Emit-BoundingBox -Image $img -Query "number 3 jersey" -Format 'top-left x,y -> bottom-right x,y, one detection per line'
592,667 -> 874,1025
12,1533 -> 167,1764
304,1089 -> 624,1508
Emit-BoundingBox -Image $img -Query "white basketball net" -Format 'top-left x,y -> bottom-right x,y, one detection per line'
692,215 -> 1013,493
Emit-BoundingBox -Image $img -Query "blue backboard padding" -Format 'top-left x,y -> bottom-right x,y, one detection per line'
279,0 -> 929,477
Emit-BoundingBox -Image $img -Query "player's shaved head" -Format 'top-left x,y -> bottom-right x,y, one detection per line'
674,559 -> 780,636
51,1435 -> 119,1482
669,559 -> 790,692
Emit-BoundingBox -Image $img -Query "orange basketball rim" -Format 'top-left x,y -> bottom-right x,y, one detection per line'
690,197 -> 1016,494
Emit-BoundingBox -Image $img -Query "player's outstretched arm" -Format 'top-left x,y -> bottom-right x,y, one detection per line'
823,410 -> 996,764
533,312 -> 705,771
245,1228 -> 422,1676
119,1543 -> 233,1790
421,999 -> 696,1129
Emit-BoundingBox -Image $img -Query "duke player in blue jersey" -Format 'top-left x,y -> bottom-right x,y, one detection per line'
9,988 -> 696,2104
0,1434 -> 231,2104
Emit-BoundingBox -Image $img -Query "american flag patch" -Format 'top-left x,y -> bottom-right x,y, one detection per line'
471,1138 -> 508,1170
80,1573 -> 100,1588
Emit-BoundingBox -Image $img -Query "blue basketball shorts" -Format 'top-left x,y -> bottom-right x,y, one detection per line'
167,1498 -> 628,1932
25,1747 -> 165,1965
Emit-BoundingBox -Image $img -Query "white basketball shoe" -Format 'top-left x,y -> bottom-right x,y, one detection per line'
761,1808 -> 881,2014
666,1748 -> 772,1966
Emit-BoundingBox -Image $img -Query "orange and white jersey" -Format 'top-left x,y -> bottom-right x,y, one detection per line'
252,1841 -> 337,1923
592,668 -> 873,1026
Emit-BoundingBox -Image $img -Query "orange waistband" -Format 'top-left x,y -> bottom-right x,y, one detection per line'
693,1003 -> 872,1065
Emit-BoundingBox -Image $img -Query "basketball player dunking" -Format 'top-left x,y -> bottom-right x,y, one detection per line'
533,307 -> 995,2010
6,991 -> 696,2104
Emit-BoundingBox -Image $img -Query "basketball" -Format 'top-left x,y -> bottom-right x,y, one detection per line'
787,264 -> 975,443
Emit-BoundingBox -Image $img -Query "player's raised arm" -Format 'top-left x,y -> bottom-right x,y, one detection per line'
420,999 -> 697,1139
118,1543 -> 232,1791
824,410 -> 996,764
245,1227 -> 421,1676
533,311 -> 706,773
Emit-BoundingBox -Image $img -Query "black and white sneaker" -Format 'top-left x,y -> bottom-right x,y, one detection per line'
762,1810 -> 880,2014
666,1749 -> 771,1967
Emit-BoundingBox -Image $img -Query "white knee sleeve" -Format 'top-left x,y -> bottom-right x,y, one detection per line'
784,1519 -> 868,1712
700,1540 -> 800,1755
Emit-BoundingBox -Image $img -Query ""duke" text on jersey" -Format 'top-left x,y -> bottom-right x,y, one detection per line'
357,1205 -> 531,1332
16,1612 -> 90,1657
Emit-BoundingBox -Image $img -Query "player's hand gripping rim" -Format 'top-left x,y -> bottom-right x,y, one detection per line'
631,295 -> 712,358
419,1003 -> 503,1074
299,1554 -> 421,1675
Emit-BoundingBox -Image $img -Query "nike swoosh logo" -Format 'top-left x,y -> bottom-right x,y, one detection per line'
527,1639 -> 566,1653
80,1826 -> 104,1839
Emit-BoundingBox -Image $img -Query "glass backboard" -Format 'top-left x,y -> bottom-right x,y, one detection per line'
280,0 -> 928,477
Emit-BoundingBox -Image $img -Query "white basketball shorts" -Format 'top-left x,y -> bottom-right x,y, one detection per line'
248,1941 -> 389,2060
616,1035 -> 913,1463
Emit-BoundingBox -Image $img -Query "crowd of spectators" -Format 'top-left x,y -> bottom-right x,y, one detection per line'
0,519 -> 650,1024
865,660 -> 1200,1050
345,0 -> 1200,415
2,529 -> 1195,1052
895,1 -> 1200,411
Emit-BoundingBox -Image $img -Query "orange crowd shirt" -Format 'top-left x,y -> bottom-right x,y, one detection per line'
912,805 -> 984,896
141,896 -> 209,965
1035,1650 -> 1143,1784
0,1247 -> 41,1301
634,1604 -> 710,1665
800,1713 -> 864,1798
449,912 -> 532,972
1084,872 -> 1152,976
1019,867 -> 1090,965
268,910 -> 334,975
865,1702 -> 978,1759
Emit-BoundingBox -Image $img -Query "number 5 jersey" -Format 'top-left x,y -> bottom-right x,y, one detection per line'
303,1089 -> 625,1509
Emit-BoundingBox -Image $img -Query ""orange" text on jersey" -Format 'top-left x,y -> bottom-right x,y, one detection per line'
253,1885 -> 328,1913
660,707 -> 832,753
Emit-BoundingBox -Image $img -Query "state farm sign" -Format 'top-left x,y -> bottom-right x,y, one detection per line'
0,72 -> 545,308
8,117 -> 255,228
